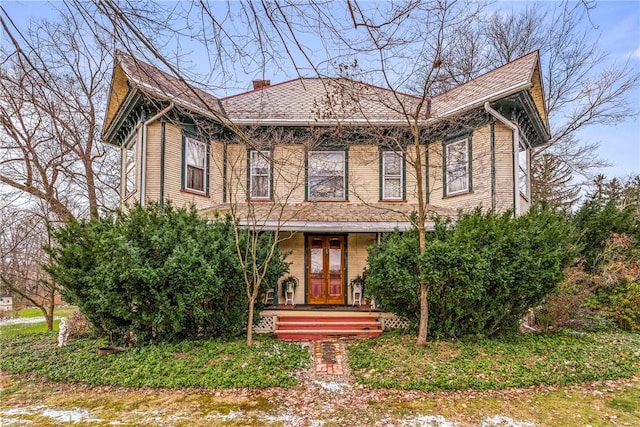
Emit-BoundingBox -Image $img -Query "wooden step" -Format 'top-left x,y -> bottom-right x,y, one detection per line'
275,328 -> 382,341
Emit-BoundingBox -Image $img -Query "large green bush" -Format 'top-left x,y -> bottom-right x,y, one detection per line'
47,202 -> 288,344
366,206 -> 576,338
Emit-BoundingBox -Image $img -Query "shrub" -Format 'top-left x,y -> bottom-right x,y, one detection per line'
66,310 -> 92,339
47,202 -> 287,345
366,206 -> 577,338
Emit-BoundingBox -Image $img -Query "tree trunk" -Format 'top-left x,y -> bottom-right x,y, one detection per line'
413,132 -> 429,346
246,297 -> 255,347
416,282 -> 429,346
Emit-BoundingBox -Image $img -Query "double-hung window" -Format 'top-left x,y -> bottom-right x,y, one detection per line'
381,151 -> 403,200
124,139 -> 136,197
308,151 -> 346,200
184,137 -> 207,193
250,150 -> 271,199
445,138 -> 470,195
519,143 -> 529,198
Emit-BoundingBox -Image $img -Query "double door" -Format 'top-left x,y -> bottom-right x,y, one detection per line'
307,236 -> 345,304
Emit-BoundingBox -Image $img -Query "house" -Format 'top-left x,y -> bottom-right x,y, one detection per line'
103,51 -> 549,338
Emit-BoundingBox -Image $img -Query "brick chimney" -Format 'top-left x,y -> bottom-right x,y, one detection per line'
252,79 -> 271,90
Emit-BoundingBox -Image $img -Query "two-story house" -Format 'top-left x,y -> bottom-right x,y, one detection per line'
103,51 -> 549,337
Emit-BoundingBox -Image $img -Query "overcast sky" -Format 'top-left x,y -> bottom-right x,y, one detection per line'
3,0 -> 639,180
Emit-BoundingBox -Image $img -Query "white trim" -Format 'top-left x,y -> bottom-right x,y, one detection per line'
307,151 -> 346,201
184,136 -> 207,194
445,139 -> 470,195
249,150 -> 271,199
484,102 -> 521,216
382,151 -> 403,200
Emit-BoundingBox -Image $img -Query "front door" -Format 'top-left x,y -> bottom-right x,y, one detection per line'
308,236 -> 345,304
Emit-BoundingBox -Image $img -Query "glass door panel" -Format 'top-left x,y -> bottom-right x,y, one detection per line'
307,236 -> 344,304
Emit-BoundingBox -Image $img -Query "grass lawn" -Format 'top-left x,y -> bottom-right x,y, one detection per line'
16,306 -> 77,318
348,330 -> 640,391
0,333 -> 311,389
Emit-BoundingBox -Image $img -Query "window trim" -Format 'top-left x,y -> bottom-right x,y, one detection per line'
249,150 -> 272,200
124,135 -> 137,198
518,142 -> 530,200
380,150 -> 405,201
307,150 -> 347,201
182,135 -> 209,195
443,137 -> 471,197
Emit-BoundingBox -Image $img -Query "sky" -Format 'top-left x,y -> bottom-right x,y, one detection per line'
2,0 -> 639,180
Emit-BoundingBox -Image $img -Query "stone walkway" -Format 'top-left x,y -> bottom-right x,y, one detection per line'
313,339 -> 346,377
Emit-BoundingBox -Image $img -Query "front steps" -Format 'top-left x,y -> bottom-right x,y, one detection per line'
275,311 -> 382,341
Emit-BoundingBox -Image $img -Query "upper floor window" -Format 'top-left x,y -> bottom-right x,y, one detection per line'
445,138 -> 470,195
184,136 -> 207,193
250,150 -> 271,199
381,151 -> 403,200
519,143 -> 529,198
308,151 -> 346,200
125,140 -> 136,197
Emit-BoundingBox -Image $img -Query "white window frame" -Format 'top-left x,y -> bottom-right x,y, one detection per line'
445,138 -> 470,195
184,137 -> 207,193
124,137 -> 137,197
250,150 -> 271,199
382,151 -> 403,200
519,143 -> 530,199
307,151 -> 346,201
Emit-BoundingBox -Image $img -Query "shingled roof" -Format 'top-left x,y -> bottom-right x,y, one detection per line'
105,50 -> 545,137
221,78 -> 424,125
221,51 -> 543,126
430,50 -> 540,117
105,52 -> 224,132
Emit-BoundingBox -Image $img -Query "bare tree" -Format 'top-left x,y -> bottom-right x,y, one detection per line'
0,9 -> 119,322
0,206 -> 58,330
0,12 -> 119,221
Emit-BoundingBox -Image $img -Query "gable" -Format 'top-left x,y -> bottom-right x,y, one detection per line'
104,61 -> 131,135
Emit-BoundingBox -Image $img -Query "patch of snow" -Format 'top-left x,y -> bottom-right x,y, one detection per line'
1,405 -> 101,424
481,416 -> 537,427
0,316 -> 62,326
260,413 -> 310,425
0,417 -> 34,426
401,415 -> 458,426
312,379 -> 350,391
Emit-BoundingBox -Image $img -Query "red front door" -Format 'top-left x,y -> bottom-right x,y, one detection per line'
307,236 -> 345,304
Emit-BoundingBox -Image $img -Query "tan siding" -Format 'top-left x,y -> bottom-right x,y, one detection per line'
405,145 -> 426,204
161,123 -> 212,209
494,123 -> 516,212
347,233 -> 375,304
273,145 -> 306,203
348,145 -> 379,203
226,144 -> 247,204
144,122 -> 161,202
278,232 -> 305,304
209,141 -> 225,204
428,125 -> 495,213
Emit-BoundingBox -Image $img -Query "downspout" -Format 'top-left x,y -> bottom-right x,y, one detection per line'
484,102 -> 520,216
141,103 -> 174,206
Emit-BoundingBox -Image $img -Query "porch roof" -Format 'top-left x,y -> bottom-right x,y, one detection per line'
200,202 -> 450,232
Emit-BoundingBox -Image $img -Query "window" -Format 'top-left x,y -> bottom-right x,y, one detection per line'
382,151 -> 403,200
445,139 -> 470,195
308,151 -> 346,200
124,140 -> 136,196
184,137 -> 206,193
250,150 -> 271,199
519,143 -> 529,198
